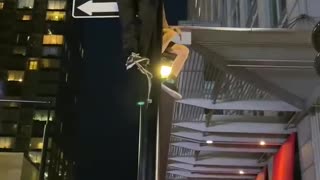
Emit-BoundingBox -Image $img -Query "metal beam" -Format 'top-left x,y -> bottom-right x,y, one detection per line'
177,98 -> 301,112
288,85 -> 320,127
181,114 -> 287,123
174,122 -> 295,134
172,132 -> 287,145
168,170 -> 256,179
168,163 -> 261,174
171,142 -> 278,153
191,43 -> 306,110
169,157 -> 265,167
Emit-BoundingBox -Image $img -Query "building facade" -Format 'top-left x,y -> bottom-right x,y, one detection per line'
0,0 -> 74,179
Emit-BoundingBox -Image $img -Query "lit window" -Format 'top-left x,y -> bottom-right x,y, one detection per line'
42,58 -> 60,69
17,0 -> 34,9
13,46 -> 27,56
43,35 -> 64,45
22,15 -> 32,21
47,0 -> 66,10
33,110 -> 55,121
29,60 -> 38,70
42,47 -> 62,57
0,137 -> 15,149
0,2 -> 4,10
28,151 -> 41,164
7,70 -> 24,82
46,11 -> 66,21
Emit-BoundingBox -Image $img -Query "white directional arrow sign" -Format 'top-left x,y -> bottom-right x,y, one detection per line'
72,0 -> 119,18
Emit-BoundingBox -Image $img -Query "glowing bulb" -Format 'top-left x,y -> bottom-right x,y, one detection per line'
206,140 -> 213,144
239,170 -> 244,175
260,141 -> 266,146
18,79 -> 23,82
160,65 -> 172,78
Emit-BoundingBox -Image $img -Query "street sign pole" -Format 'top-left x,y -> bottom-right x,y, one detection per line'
72,0 -> 162,179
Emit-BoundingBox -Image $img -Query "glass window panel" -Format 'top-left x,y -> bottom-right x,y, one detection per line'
0,137 -> 15,149
22,15 -> 32,21
47,0 -> 66,10
30,138 -> 43,149
17,0 -> 34,9
33,110 -> 55,121
41,58 -> 60,69
0,2 -> 4,10
42,47 -> 62,57
46,11 -> 65,21
28,151 -> 41,164
16,34 -> 30,44
28,60 -> 38,70
7,70 -> 24,82
13,46 -> 27,56
43,35 -> 64,45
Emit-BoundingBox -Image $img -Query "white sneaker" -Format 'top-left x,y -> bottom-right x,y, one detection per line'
161,82 -> 182,100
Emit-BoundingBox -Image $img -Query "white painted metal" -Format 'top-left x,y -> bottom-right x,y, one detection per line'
168,163 -> 261,174
177,99 -> 301,112
169,157 -> 265,167
174,122 -> 295,134
172,142 -> 278,153
172,132 -> 287,145
168,170 -> 256,179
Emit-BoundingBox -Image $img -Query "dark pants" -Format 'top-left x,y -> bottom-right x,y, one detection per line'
117,0 -> 159,58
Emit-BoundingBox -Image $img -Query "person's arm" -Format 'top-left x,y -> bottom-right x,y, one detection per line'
162,5 -> 182,39
163,5 -> 169,29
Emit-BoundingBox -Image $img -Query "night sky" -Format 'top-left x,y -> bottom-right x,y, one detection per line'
74,1 -> 187,179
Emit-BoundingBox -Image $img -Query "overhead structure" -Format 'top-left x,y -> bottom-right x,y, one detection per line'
161,27 -> 319,180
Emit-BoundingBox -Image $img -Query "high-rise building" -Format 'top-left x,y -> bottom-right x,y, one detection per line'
0,0 -> 74,179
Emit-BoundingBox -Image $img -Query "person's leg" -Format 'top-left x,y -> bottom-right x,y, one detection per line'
117,0 -> 139,57
162,28 -> 178,53
160,43 -> 189,100
168,44 -> 190,78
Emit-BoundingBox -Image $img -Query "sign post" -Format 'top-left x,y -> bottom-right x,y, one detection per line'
72,0 -> 119,18
71,1 -> 162,180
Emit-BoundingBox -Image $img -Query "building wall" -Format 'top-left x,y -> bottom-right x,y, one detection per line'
20,158 -> 39,180
297,107 -> 320,180
0,153 -> 24,180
